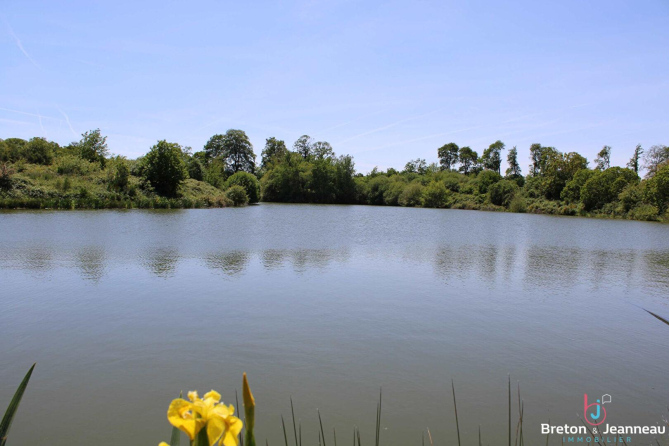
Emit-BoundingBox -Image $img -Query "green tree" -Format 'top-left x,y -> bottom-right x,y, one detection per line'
143,140 -> 188,197
423,181 -> 448,208
626,144 -> 644,175
261,137 -> 288,169
488,179 -> 519,206
224,171 -> 260,203
481,140 -> 505,174
78,129 -> 109,167
24,137 -> 56,165
580,167 -> 638,211
203,134 -> 226,161
540,151 -> 589,199
594,145 -> 611,170
643,145 -> 669,178
560,168 -> 595,203
506,146 -> 522,177
477,170 -> 502,194
398,182 -> 424,207
108,156 -> 130,192
221,129 -> 256,173
225,185 -> 249,206
0,138 -> 27,162
528,143 -> 558,176
643,163 -> 669,214
187,157 -> 204,181
293,135 -> 313,159
437,142 -> 459,171
404,158 -> 427,174
312,141 -> 334,160
458,147 -> 478,174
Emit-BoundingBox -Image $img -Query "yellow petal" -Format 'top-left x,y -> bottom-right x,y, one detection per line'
220,416 -> 243,446
207,414 -> 226,446
159,443 -> 170,446
204,390 -> 221,402
167,398 -> 205,440
188,391 -> 200,402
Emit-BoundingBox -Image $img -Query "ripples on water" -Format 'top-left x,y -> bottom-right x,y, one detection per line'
0,205 -> 667,446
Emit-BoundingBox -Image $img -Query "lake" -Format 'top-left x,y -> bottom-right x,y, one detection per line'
0,204 -> 667,445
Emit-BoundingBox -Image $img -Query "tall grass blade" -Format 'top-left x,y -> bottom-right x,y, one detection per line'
478,425 -> 482,446
0,363 -> 36,446
642,308 -> 669,325
545,419 -> 550,446
237,390 -> 245,446
281,415 -> 289,446
290,398 -> 298,446
451,379 -> 461,446
318,409 -> 326,446
375,388 -> 382,446
508,375 -> 511,446
333,428 -> 337,446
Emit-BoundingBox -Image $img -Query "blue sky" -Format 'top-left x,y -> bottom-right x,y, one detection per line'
1,0 -> 668,173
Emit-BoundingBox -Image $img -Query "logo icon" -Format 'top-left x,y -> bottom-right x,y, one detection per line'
584,394 -> 611,426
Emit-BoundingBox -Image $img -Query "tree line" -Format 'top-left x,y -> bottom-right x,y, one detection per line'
0,129 -> 667,221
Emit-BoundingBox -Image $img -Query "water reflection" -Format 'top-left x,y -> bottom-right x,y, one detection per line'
141,248 -> 180,278
75,247 -> 106,282
205,251 -> 250,276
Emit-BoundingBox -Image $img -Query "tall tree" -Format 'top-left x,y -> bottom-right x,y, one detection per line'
642,145 -> 669,178
626,144 -> 643,175
293,135 -> 313,159
529,143 -> 558,176
143,140 -> 188,197
595,145 -> 611,170
222,129 -> 256,173
312,141 -> 334,160
203,134 -> 226,161
481,140 -> 505,174
404,158 -> 427,174
261,137 -> 288,169
78,129 -> 109,167
458,147 -> 478,174
437,142 -> 459,170
506,146 -> 521,177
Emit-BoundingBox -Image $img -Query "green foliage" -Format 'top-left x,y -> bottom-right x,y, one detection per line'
56,155 -> 97,175
143,140 -> 188,197
528,144 -> 558,176
506,146 -> 522,177
594,145 -> 611,170
1,363 -> 35,446
187,157 -> 204,181
540,151 -> 588,199
629,204 -> 660,221
108,156 -> 130,192
0,163 -> 13,190
398,182 -> 424,207
481,140 -> 505,174
476,170 -> 502,194
437,142 -> 459,170
488,179 -> 518,207
627,144 -> 643,174
560,168 -> 594,203
580,167 -> 639,211
24,137 -> 57,165
204,130 -> 256,173
261,137 -> 288,169
0,138 -> 27,162
643,145 -> 669,178
643,163 -> 669,214
225,185 -> 249,206
224,171 -> 260,203
458,147 -> 478,174
77,129 -> 109,167
508,195 -> 527,213
422,181 -> 448,208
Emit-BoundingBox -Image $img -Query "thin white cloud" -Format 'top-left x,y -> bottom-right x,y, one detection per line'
335,108 -> 445,145
358,126 -> 481,154
0,107 -> 60,121
57,108 -> 78,137
4,20 -> 40,69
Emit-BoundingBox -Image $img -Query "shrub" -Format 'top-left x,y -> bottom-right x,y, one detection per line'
580,167 -> 639,211
143,140 -> 188,197
0,163 -> 14,190
187,157 -> 204,181
643,163 -> 668,214
508,195 -> 527,213
108,157 -> 130,192
488,179 -> 518,207
629,204 -> 660,221
224,171 -> 260,203
24,137 -> 57,165
476,170 -> 502,194
422,181 -> 448,208
56,155 -> 96,175
225,185 -> 249,206
398,182 -> 424,207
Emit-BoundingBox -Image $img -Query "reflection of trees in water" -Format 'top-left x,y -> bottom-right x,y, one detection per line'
18,247 -> 54,274
142,248 -> 180,277
205,251 -> 250,276
290,248 -> 348,272
642,250 -> 670,290
523,247 -> 583,289
75,247 -> 106,281
261,249 -> 285,270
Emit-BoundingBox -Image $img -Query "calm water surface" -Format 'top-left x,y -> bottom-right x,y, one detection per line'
0,204 -> 667,445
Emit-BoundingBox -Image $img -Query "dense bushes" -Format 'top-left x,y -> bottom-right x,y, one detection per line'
225,171 -> 260,203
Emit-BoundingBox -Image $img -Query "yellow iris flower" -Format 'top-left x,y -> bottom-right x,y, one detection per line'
165,390 -> 243,446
